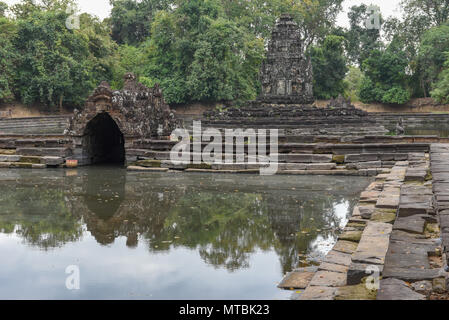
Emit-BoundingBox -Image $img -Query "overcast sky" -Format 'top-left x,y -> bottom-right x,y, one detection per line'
4,0 -> 403,27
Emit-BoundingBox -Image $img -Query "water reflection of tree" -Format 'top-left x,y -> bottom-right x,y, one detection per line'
0,183 -> 83,250
0,170 -> 364,273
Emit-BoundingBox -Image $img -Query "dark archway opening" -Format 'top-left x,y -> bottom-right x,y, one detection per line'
83,113 -> 125,165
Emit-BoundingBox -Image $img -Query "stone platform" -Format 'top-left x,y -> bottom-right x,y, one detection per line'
278,151 -> 449,300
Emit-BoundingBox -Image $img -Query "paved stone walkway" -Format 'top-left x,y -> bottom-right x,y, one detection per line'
279,150 -> 449,300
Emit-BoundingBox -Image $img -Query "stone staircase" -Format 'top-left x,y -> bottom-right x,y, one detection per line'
0,116 -> 70,134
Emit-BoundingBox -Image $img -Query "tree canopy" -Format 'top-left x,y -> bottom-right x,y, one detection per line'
2,0 -> 449,109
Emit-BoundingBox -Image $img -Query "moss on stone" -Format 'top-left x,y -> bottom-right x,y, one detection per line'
339,231 -> 363,242
346,222 -> 366,230
371,211 -> 397,224
332,155 -> 345,164
0,149 -> 16,155
335,283 -> 377,300
187,163 -> 213,170
10,162 -> 33,168
19,156 -> 41,164
135,160 -> 162,168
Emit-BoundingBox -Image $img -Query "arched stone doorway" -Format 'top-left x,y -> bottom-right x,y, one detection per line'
65,74 -> 180,166
82,112 -> 125,165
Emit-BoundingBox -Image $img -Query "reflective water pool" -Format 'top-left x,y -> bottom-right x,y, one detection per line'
0,167 -> 371,300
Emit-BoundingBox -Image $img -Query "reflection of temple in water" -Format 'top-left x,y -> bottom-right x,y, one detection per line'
0,170 -> 362,273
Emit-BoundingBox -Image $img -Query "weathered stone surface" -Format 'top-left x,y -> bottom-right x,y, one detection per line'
359,206 -> 375,219
323,250 -> 352,266
333,240 -> 358,254
298,286 -> 337,300
345,154 -> 379,163
398,203 -> 429,217
127,166 -> 168,172
347,263 -> 383,286
161,160 -> 188,170
318,262 -> 349,274
376,196 -> 400,209
393,215 -> 427,234
31,164 -> 46,169
377,278 -> 426,300
278,163 -> 307,170
352,236 -> 390,265
339,231 -> 363,242
281,154 -> 332,163
0,155 -> 20,162
41,156 -> 64,166
306,163 -> 336,170
432,277 -> 446,293
382,267 -> 443,281
371,211 -> 397,224
278,271 -> 315,289
258,14 -> 314,104
66,75 -> 179,139
16,147 -> 71,157
0,149 -> 16,155
135,160 -> 162,168
309,271 -> 347,287
411,280 -> 433,294
335,284 -> 377,300
360,191 -> 381,203
19,156 -> 40,164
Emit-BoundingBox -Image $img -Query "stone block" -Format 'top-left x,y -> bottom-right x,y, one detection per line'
298,286 -> 337,300
309,271 -> 347,287
347,263 -> 383,286
306,163 -> 337,170
356,161 -> 382,169
398,203 -> 429,217
0,155 -> 20,162
278,271 -> 315,289
323,250 -> 352,266
376,196 -> 400,209
41,156 -> 64,166
345,154 -> 379,163
377,278 -> 426,300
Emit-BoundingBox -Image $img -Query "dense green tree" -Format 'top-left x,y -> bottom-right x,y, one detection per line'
359,42 -> 411,104
344,66 -> 364,101
345,4 -> 383,66
0,1 -> 7,17
109,0 -> 172,45
310,35 -> 348,99
220,0 -> 343,48
144,0 -> 264,104
416,24 -> 449,97
12,5 -> 118,110
432,53 -> 449,103
0,17 -> 17,103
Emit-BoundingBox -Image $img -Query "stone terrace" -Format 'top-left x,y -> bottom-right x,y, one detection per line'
277,151 -> 449,300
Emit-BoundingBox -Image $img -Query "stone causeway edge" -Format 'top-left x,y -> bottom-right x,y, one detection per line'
278,151 -> 449,300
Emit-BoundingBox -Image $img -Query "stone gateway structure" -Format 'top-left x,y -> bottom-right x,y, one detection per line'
258,14 -> 314,104
65,73 -> 180,166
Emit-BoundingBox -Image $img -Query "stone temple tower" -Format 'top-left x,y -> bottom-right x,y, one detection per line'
258,14 -> 314,104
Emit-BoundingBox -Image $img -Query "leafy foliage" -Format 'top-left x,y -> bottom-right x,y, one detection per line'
359,43 -> 411,104
310,35 -> 348,99
432,53 -> 449,103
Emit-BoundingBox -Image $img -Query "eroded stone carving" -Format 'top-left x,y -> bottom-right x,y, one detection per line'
66,73 -> 179,139
258,14 -> 314,104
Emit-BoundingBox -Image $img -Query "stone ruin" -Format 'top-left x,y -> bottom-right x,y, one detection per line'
258,14 -> 314,105
66,73 -> 180,165
202,15 -> 387,137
